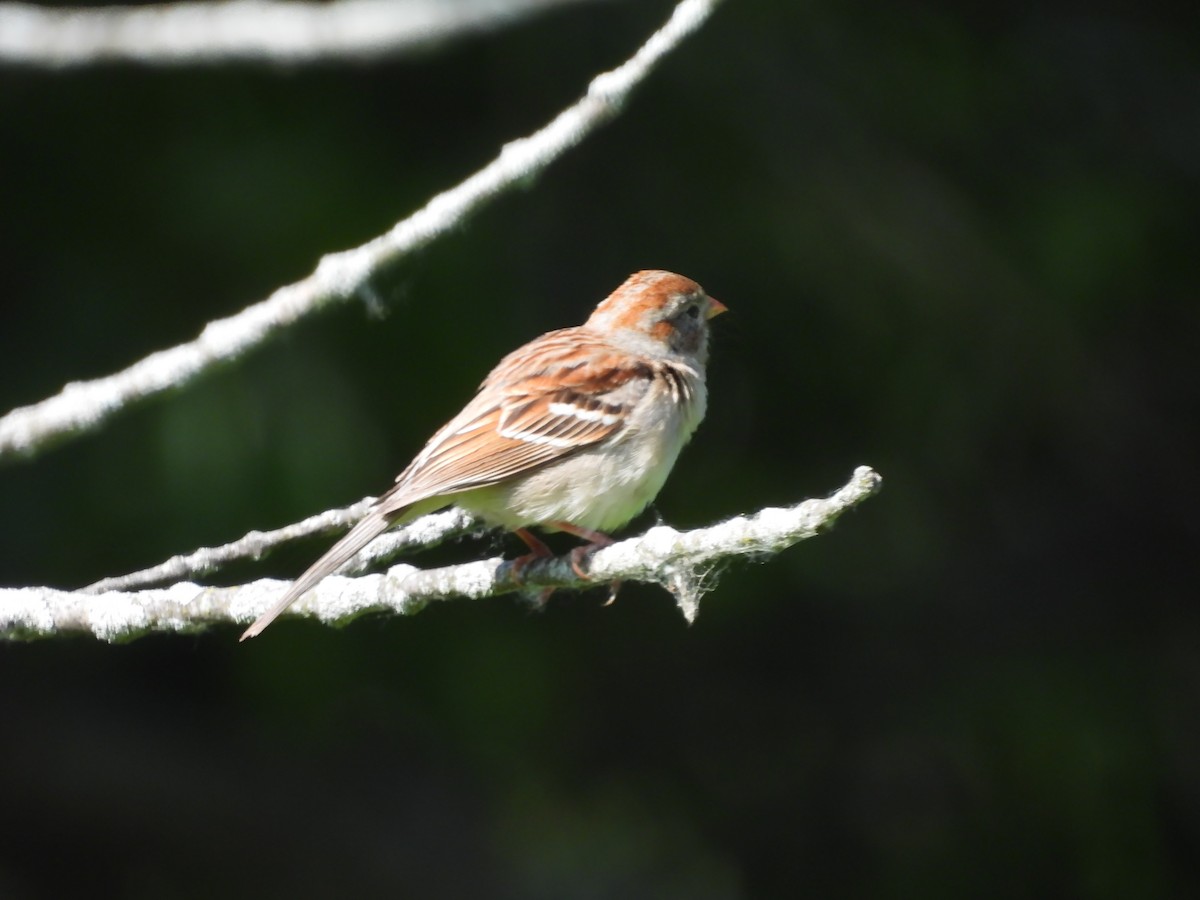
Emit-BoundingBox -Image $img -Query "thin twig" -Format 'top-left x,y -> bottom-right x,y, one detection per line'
0,466 -> 882,641
81,504 -> 479,594
0,0 -> 725,463
0,0 -> 613,67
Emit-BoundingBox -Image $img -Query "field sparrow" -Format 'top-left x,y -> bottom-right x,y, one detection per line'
241,270 -> 726,639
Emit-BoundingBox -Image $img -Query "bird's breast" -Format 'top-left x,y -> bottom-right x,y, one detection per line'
460,369 -> 706,533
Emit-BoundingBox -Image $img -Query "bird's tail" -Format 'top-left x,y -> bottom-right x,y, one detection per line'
240,509 -> 395,640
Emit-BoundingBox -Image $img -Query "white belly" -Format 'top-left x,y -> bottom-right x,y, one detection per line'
458,380 -> 706,533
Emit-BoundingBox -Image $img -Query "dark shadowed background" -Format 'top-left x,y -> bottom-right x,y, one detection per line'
2,1 -> 1198,896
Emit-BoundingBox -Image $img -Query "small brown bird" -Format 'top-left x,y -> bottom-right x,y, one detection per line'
241,270 -> 725,639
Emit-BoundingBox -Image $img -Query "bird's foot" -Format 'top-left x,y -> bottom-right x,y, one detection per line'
555,524 -> 622,606
511,528 -> 556,605
511,525 -> 622,607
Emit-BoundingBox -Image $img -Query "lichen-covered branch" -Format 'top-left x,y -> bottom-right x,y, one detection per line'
0,0 -> 724,463
0,0 -> 611,67
0,466 -> 881,642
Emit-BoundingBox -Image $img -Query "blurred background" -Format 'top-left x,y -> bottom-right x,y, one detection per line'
2,0 -> 1198,896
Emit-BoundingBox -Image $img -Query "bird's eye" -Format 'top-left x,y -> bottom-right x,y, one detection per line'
684,303 -> 700,319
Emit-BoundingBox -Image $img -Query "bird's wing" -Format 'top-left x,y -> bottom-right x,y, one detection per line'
377,328 -> 653,515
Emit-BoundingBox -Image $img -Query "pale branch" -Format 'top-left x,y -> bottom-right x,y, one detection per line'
0,466 -> 882,642
0,0 -> 613,67
81,504 -> 479,594
0,0 -> 724,463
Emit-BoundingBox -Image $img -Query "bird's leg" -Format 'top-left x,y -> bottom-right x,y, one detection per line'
511,528 -> 556,605
512,527 -> 552,568
552,523 -> 622,606
552,523 -> 614,578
